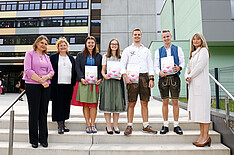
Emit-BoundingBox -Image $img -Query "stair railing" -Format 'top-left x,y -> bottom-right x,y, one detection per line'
209,73 -> 234,128
0,90 -> 26,155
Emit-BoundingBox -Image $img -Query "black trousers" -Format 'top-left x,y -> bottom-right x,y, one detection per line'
51,84 -> 73,121
25,84 -> 51,144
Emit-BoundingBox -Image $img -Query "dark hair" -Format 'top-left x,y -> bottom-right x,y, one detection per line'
33,35 -> 49,54
83,36 -> 99,58
106,39 -> 121,59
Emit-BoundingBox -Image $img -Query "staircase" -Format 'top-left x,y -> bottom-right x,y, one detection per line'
0,97 -> 230,155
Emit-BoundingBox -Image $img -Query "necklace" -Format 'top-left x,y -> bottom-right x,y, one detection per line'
63,57 -> 66,66
40,55 -> 43,60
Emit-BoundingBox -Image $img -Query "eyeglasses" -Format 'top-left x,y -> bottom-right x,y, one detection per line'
110,43 -> 118,46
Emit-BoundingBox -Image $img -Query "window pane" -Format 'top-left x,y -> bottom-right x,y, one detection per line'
12,5 -> 17,10
48,3 -> 52,9
65,3 -> 70,9
42,4 -> 46,9
92,3 -> 101,10
70,38 -> 75,43
76,20 -> 81,25
231,0 -> 234,19
1,5 -> 6,11
77,3 -> 81,8
64,20 -> 70,26
18,4 -> 23,10
35,4 -> 40,9
0,39 -> 3,44
24,4 -> 29,10
6,5 -> 11,11
30,4 -> 34,10
53,3 -> 58,9
51,38 -> 57,44
59,3 -> 63,9
83,2 -> 88,8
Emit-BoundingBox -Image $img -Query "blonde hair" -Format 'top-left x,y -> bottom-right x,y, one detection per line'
33,35 -> 49,54
189,32 -> 210,59
56,37 -> 69,53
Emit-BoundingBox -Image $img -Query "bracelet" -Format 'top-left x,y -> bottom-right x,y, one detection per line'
47,74 -> 50,79
179,66 -> 182,71
149,78 -> 154,81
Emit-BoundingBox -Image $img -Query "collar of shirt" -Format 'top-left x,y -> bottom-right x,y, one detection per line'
131,43 -> 144,49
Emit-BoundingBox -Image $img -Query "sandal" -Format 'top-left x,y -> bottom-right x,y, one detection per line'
86,126 -> 92,133
91,126 -> 97,133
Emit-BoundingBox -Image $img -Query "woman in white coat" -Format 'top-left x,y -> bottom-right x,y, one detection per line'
185,32 -> 211,147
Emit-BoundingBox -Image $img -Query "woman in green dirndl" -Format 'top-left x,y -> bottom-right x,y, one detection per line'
99,39 -> 127,134
71,36 -> 102,133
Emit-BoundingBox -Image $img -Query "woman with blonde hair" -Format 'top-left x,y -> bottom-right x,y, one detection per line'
185,32 -> 211,147
23,35 -> 54,148
50,37 -> 76,134
99,39 -> 127,134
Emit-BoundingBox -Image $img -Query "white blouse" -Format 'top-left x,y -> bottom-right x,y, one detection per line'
58,55 -> 72,84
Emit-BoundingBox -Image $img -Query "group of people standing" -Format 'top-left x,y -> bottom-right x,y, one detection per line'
23,28 -> 211,149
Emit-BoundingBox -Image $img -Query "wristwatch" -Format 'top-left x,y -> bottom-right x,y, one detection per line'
179,66 -> 182,71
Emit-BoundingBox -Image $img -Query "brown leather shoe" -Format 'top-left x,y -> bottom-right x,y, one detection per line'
124,126 -> 133,136
195,137 -> 211,147
142,125 -> 157,134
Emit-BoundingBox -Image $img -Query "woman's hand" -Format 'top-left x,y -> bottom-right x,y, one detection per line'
96,79 -> 102,85
81,78 -> 88,85
40,75 -> 48,83
186,77 -> 191,82
104,74 -> 111,80
41,81 -> 49,88
116,77 -> 121,80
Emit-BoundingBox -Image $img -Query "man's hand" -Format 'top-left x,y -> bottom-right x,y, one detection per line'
123,74 -> 132,84
148,80 -> 154,88
159,71 -> 168,77
173,64 -> 180,73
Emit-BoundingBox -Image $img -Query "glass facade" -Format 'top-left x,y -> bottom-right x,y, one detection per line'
0,0 -> 89,11
0,16 -> 88,28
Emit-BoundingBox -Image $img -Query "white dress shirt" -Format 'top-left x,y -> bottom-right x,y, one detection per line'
154,45 -> 185,75
58,55 -> 72,84
120,43 -> 154,75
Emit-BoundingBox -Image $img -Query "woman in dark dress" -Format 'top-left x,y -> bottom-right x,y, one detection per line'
18,71 -> 25,101
50,37 -> 76,134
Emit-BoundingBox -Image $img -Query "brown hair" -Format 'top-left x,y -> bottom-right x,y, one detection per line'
132,28 -> 142,35
106,39 -> 121,59
162,30 -> 171,34
83,36 -> 99,58
56,37 -> 69,53
189,32 -> 210,59
33,35 -> 49,54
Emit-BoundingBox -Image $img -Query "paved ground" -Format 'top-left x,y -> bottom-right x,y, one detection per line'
0,93 -> 189,121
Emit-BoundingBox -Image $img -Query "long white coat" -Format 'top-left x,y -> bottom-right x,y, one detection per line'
184,47 -> 211,123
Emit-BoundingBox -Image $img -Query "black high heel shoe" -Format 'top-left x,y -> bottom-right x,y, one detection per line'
113,127 -> 120,134
106,127 -> 113,134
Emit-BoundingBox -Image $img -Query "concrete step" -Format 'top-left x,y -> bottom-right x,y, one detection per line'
92,130 -> 221,144
0,142 -> 90,155
0,142 -> 230,155
0,117 -> 213,131
0,129 -> 92,144
0,129 -> 221,144
90,143 -> 230,155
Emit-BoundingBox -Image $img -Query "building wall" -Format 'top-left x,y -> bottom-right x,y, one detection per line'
201,0 -> 234,41
101,0 -> 157,53
160,0 -> 174,34
174,0 -> 203,40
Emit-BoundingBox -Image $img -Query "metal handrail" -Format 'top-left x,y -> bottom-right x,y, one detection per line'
209,73 -> 234,128
0,90 -> 26,118
209,73 -> 234,101
0,90 -> 26,155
